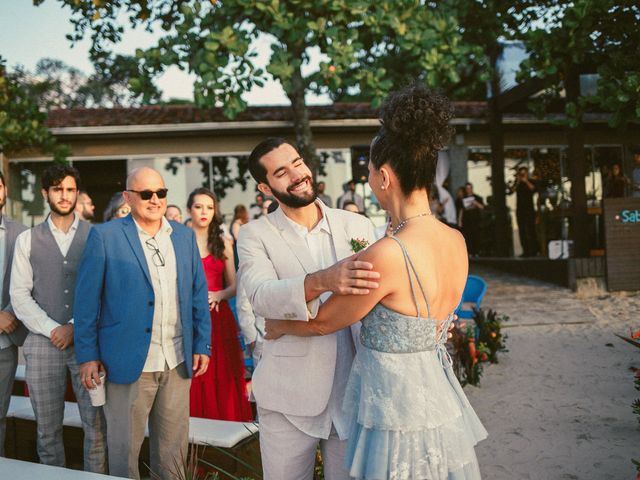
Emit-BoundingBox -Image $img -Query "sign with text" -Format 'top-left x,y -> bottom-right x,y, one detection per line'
604,198 -> 640,291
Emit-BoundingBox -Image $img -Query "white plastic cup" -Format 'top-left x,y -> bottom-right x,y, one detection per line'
88,373 -> 106,407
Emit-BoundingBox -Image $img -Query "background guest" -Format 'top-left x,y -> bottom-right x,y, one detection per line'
249,193 -> 264,219
459,182 -> 485,256
103,192 -> 130,222
337,179 -> 364,212
74,167 -> 211,479
604,162 -> 631,199
260,198 -> 274,217
317,180 -> 332,207
10,164 -> 106,472
429,184 -> 445,221
230,204 -> 249,269
165,204 -> 183,223
0,171 -> 27,458
509,167 -> 539,257
230,204 -> 249,241
187,188 -> 252,421
342,201 -> 360,214
74,191 -> 95,222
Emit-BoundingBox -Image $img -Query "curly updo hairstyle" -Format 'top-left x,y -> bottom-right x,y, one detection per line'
187,187 -> 226,260
371,84 -> 454,196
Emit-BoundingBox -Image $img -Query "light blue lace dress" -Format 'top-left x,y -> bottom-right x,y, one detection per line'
343,236 -> 488,479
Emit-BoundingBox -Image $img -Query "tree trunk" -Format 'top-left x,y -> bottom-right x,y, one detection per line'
287,65 -> 319,175
488,44 -> 510,257
565,65 -> 589,258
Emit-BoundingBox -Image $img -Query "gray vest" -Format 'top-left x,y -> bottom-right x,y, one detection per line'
30,219 -> 90,325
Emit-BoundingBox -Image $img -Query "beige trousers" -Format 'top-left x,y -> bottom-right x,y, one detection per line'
258,406 -> 350,480
104,363 -> 190,480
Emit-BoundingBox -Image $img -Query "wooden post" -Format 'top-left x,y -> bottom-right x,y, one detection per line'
488,45 -> 510,257
565,65 -> 589,257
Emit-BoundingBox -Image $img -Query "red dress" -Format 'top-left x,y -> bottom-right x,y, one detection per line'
190,255 -> 253,421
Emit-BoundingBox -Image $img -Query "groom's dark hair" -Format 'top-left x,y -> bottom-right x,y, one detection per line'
248,137 -> 297,184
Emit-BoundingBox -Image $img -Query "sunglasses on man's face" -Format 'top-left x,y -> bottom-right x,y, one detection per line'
127,188 -> 168,200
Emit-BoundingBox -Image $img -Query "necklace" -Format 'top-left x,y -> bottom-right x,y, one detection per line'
392,212 -> 431,235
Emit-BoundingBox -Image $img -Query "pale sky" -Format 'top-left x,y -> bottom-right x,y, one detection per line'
0,0 -> 329,105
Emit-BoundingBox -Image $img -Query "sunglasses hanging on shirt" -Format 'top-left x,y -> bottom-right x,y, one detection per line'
145,237 -> 166,267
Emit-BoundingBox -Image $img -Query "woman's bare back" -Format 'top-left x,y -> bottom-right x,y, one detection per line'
372,217 -> 468,324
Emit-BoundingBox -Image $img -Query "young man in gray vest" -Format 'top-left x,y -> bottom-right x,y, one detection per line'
10,164 -> 107,472
0,170 -> 27,457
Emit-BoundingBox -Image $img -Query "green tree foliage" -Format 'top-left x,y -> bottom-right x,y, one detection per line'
518,1 -> 640,128
0,56 -> 69,162
11,57 -> 160,109
40,0 -> 474,172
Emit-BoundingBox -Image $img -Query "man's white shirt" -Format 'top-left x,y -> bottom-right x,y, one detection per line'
10,214 -> 79,338
134,217 -> 184,372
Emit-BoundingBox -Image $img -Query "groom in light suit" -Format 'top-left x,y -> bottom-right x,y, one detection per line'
237,138 -> 378,480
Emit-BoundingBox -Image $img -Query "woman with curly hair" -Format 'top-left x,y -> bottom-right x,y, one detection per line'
187,188 -> 252,421
265,85 -> 486,479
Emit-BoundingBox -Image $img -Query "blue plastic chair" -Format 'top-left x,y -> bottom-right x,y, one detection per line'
455,275 -> 487,319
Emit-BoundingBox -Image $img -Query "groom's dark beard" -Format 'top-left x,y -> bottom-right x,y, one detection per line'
269,176 -> 318,208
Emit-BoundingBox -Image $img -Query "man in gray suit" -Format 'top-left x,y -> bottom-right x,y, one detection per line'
10,164 -> 106,472
0,170 -> 27,457
237,138 -> 378,480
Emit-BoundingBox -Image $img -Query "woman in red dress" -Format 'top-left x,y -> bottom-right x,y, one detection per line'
187,187 -> 252,421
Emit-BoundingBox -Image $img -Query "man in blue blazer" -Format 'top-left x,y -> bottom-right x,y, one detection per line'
74,167 -> 211,479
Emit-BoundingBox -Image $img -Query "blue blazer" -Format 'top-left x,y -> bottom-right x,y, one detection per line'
73,215 -> 211,384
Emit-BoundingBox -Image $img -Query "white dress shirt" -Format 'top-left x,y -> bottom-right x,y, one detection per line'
10,215 -> 79,338
134,217 -> 184,372
280,203 -> 356,440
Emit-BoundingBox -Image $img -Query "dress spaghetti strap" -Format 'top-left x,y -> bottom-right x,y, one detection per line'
389,236 -> 454,346
388,235 -> 432,319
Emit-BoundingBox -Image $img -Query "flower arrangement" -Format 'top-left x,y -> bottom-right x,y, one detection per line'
474,308 -> 509,363
449,308 -> 508,386
450,321 -> 484,386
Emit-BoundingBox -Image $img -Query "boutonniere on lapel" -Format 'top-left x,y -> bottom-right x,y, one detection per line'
350,237 -> 369,253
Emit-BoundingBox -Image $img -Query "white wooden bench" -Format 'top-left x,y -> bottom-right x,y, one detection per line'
15,364 -> 26,382
9,397 -> 83,427
189,416 -> 258,448
0,457 -> 127,479
5,395 -> 261,476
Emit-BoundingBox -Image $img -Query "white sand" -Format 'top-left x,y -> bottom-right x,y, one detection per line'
465,266 -> 640,479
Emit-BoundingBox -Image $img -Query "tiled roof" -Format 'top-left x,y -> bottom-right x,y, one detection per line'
45,102 -> 488,128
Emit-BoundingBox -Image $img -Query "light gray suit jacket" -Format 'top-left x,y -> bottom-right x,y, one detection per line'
1,216 -> 28,347
237,203 -> 376,417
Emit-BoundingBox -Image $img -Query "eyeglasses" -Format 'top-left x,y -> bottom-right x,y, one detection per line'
127,188 -> 168,200
145,237 -> 165,267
